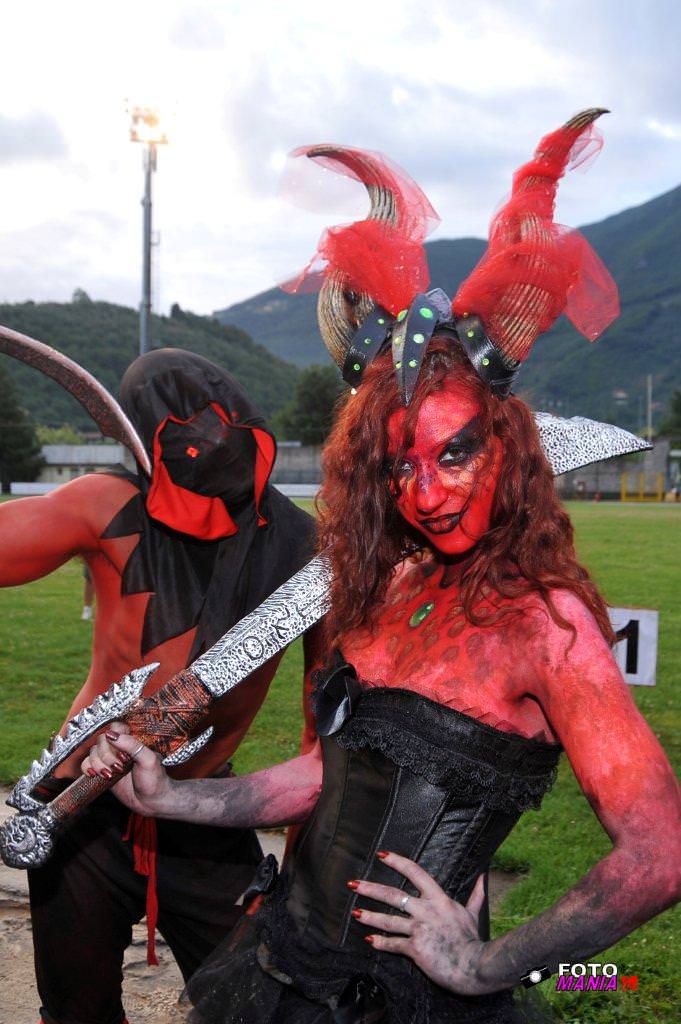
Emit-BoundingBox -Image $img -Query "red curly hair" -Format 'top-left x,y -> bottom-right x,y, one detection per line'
317,336 -> 615,646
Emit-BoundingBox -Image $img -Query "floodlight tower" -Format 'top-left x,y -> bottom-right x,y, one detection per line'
129,106 -> 168,356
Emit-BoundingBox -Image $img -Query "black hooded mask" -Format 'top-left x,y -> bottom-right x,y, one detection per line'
102,348 -> 316,660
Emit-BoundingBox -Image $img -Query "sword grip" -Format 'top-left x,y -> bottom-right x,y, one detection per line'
48,669 -> 213,824
50,763 -> 134,821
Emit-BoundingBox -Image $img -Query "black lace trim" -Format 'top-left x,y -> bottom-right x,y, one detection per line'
259,876 -> 519,1024
336,713 -> 558,813
313,673 -> 561,813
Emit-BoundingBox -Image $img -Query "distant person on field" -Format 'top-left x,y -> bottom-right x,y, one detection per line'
81,560 -> 94,620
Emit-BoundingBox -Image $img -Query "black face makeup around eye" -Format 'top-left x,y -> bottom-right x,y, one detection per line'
383,456 -> 413,483
396,459 -> 415,479
438,415 -> 486,467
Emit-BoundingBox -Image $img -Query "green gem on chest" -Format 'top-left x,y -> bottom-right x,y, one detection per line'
409,601 -> 435,628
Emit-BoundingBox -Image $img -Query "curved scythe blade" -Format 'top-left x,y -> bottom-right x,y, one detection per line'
0,324 -> 151,476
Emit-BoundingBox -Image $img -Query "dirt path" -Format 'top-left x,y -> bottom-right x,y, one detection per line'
0,790 -> 519,1023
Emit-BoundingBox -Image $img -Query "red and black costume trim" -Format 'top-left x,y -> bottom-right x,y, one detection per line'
146,401 -> 275,540
102,348 -> 316,659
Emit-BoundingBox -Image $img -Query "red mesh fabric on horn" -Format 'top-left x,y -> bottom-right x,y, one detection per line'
452,120 -> 619,363
280,145 -> 439,316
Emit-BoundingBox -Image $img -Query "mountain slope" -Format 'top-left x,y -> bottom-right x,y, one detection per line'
0,302 -> 299,431
215,186 -> 681,430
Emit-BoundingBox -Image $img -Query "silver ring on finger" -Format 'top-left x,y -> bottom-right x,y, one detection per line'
130,743 -> 146,760
400,894 -> 411,912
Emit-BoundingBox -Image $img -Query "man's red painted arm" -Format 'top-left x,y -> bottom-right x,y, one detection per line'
474,591 -> 681,990
0,475 -> 133,585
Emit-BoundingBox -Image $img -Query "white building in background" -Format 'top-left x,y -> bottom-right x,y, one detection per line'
10,443 -> 131,495
39,444 -> 131,484
10,441 -> 322,498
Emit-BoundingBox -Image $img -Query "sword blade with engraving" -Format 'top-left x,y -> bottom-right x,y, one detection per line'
0,555 -> 333,869
0,315 -> 650,870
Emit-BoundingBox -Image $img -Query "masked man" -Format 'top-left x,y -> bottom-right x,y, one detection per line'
0,347 -> 317,1024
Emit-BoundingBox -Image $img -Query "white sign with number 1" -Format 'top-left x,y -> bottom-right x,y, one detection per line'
608,607 -> 659,686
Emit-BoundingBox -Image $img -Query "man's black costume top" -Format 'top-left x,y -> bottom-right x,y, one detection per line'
103,347 -> 316,658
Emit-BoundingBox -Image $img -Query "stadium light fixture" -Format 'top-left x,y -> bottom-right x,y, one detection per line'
127,104 -> 168,356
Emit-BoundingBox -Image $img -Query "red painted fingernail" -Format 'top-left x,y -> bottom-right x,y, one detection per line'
376,850 -> 390,859
112,761 -> 124,773
364,935 -> 375,945
105,732 -> 119,741
351,909 -> 362,919
347,880 -> 360,890
86,767 -> 97,778
101,768 -> 113,779
119,752 -> 131,764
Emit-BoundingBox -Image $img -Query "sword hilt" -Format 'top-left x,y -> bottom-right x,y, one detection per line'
51,762 -> 134,821
47,667 -> 214,819
0,668 -> 216,868
0,771 -> 124,868
2,557 -> 335,869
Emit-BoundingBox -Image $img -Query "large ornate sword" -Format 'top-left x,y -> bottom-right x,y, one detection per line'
0,322 -> 650,869
0,412 -> 649,869
0,555 -> 333,868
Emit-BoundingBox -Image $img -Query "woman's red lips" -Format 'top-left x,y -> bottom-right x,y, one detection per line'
420,512 -> 462,534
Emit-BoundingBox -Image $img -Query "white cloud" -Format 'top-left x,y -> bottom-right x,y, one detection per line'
647,118 -> 681,141
0,111 -> 67,163
168,4 -> 226,49
0,0 -> 677,318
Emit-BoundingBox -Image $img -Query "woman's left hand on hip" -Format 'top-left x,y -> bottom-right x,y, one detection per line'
348,850 -> 487,995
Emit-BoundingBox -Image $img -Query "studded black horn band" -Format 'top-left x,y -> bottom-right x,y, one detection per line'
455,315 -> 519,399
342,306 -> 393,387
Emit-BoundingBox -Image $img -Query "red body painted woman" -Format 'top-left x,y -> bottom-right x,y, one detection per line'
86,111 -> 681,1023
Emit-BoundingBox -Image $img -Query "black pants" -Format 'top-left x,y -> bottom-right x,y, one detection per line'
28,792 -> 262,1024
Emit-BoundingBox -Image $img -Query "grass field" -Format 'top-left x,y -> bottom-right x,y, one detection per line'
0,501 -> 678,1022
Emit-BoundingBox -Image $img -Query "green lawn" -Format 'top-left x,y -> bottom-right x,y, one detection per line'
0,500 -> 678,1021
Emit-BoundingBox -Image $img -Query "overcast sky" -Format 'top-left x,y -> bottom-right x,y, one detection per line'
1,0 -> 679,317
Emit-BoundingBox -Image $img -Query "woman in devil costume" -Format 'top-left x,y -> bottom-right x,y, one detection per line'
87,111 -> 681,1023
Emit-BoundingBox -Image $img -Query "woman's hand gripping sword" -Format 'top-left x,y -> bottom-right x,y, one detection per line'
0,555 -> 333,868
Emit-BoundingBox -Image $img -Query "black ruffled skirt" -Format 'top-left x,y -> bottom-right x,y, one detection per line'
182,902 -> 552,1024
183,913 -> 334,1024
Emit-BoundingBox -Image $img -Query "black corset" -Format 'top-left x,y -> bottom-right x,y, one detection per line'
257,665 -> 562,1023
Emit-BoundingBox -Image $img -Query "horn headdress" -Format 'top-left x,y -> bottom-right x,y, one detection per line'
283,110 -> 620,405
282,144 -> 439,396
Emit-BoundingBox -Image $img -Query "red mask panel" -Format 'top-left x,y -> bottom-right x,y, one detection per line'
146,403 -> 276,541
387,384 -> 501,556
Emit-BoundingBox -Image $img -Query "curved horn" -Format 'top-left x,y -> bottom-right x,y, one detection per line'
305,145 -> 400,227
0,325 -> 151,476
564,107 -> 610,131
479,108 -> 609,364
526,107 -> 609,188
309,146 -> 401,368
